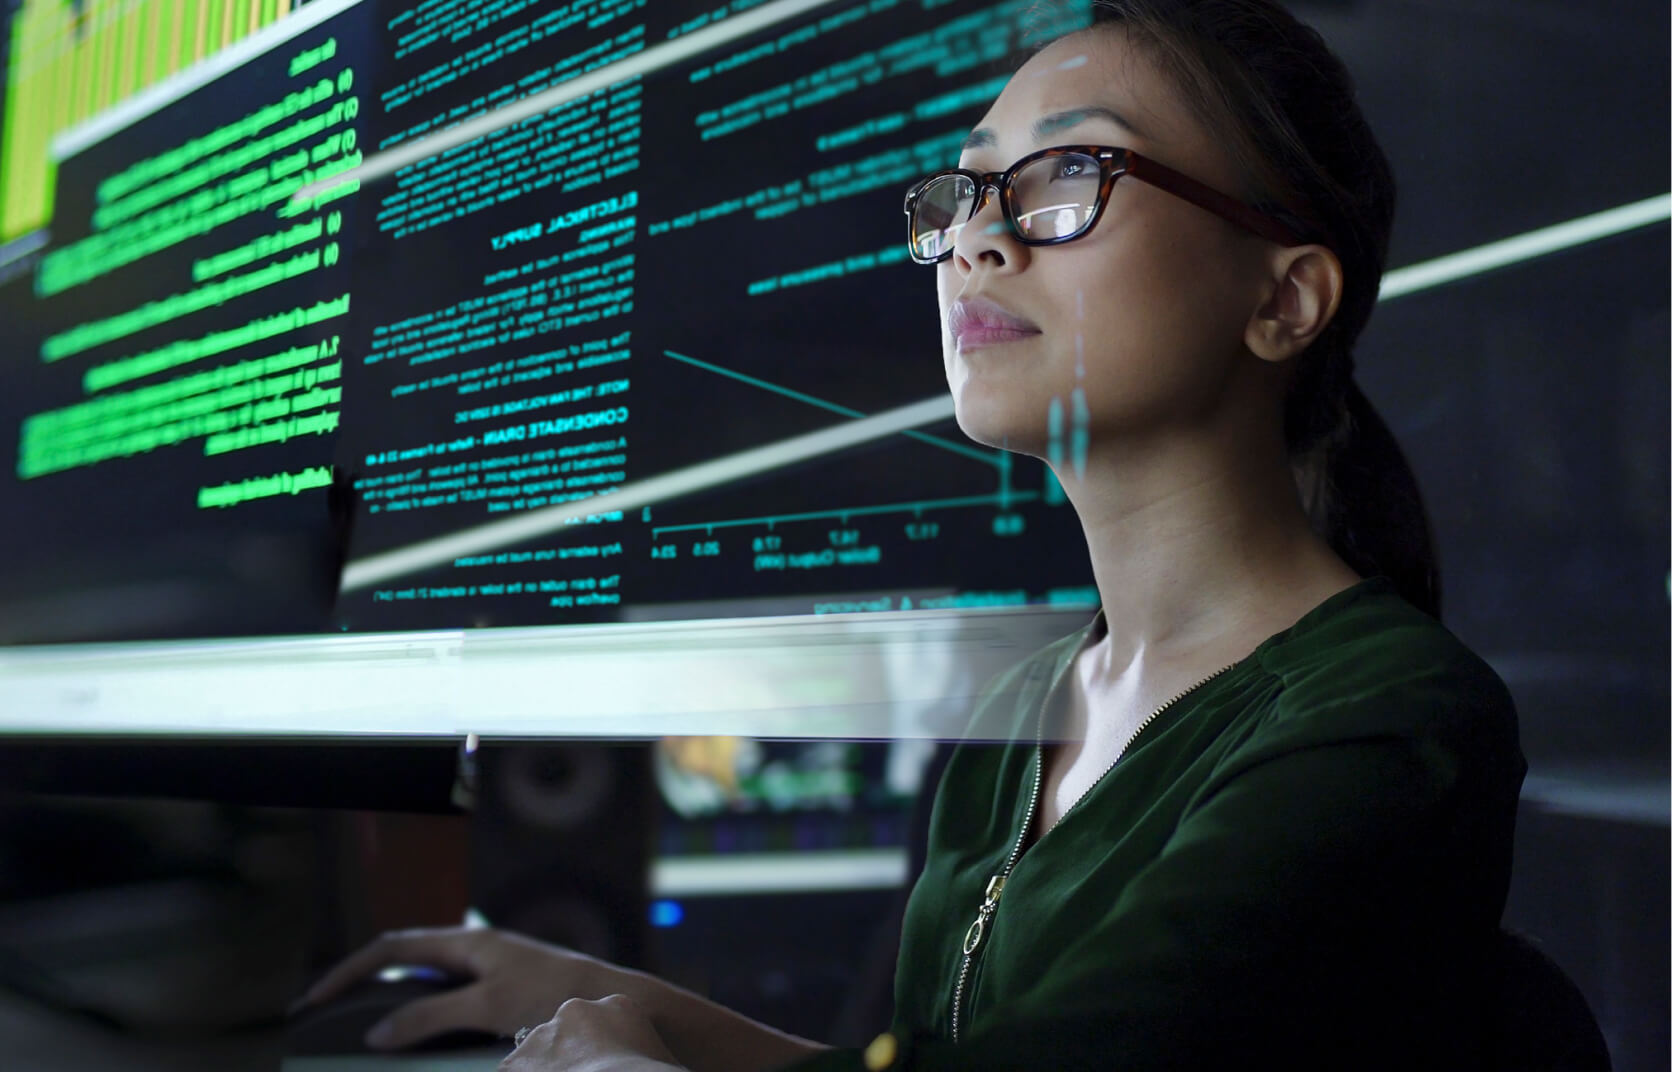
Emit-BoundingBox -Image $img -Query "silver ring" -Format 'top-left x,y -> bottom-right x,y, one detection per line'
514,1026 -> 534,1047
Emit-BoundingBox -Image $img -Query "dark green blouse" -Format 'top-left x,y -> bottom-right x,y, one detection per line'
788,578 -> 1526,1071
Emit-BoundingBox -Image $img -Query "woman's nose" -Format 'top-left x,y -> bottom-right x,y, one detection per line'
953,189 -> 1025,274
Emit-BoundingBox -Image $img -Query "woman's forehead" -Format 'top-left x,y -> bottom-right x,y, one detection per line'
973,32 -> 1182,152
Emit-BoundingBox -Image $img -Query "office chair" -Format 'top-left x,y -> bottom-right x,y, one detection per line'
1489,928 -> 1612,1072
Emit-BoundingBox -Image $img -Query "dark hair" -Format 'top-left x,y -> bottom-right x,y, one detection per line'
1080,0 -> 1441,618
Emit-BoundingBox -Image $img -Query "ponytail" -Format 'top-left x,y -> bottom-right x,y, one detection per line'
1088,0 -> 1441,617
1314,383 -> 1441,619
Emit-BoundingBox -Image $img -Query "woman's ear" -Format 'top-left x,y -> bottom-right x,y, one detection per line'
1245,245 -> 1344,364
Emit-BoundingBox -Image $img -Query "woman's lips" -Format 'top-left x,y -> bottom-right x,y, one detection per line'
956,324 -> 1040,349
947,297 -> 1042,351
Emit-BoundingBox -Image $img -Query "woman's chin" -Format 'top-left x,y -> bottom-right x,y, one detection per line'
949,387 -> 1051,456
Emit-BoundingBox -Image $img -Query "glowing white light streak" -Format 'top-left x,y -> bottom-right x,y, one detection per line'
291,0 -> 845,202
0,230 -> 48,272
0,607 -> 1085,739
652,849 -> 908,895
340,396 -> 955,592
915,221 -> 963,257
1379,193 -> 1670,301
1014,202 -> 1083,227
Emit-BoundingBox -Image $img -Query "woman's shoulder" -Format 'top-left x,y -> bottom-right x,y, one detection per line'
1251,577 -> 1519,748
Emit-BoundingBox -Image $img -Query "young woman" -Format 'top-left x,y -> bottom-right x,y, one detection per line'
297,3 -> 1525,1068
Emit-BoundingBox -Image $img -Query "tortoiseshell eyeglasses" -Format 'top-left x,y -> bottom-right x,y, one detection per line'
903,145 -> 1305,264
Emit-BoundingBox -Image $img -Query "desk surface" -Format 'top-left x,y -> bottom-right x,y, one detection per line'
284,1051 -> 507,1071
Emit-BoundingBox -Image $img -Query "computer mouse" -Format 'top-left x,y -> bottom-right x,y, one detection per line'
286,966 -> 513,1056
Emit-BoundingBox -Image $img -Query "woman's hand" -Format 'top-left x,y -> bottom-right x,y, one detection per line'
296,924 -> 829,1070
294,926 -> 616,1050
502,994 -> 685,1072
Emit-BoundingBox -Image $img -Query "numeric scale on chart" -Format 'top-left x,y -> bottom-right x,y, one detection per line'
645,350 -> 1062,574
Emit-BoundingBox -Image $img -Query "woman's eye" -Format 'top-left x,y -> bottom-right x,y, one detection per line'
1053,161 -> 1085,180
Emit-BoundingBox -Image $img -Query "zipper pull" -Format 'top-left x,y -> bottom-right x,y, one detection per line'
961,874 -> 1007,955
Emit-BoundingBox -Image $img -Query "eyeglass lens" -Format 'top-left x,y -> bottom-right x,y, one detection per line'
909,153 -> 1103,260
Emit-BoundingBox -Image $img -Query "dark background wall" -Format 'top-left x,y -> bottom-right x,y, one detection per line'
1306,3 -> 1669,1067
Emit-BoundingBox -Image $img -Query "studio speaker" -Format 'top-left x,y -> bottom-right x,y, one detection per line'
469,742 -> 653,968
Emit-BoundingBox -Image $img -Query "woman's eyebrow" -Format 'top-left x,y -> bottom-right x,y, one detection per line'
960,106 -> 1151,151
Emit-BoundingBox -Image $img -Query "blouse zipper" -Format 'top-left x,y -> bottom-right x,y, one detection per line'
947,660 -> 1238,1043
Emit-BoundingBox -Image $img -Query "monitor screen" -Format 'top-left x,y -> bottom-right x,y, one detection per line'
0,0 -> 1102,736
2,0 -> 1101,647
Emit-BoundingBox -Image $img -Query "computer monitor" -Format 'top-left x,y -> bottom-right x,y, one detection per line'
0,0 -> 1104,738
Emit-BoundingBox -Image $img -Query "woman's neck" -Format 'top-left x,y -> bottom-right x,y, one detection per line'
1053,430 -> 1359,678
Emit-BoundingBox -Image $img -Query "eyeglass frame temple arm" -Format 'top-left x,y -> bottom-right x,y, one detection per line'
1121,150 -> 1306,247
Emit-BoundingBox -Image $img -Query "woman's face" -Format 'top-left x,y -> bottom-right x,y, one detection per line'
939,30 -> 1274,462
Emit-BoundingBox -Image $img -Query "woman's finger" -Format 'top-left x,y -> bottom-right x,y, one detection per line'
295,927 -> 485,1009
